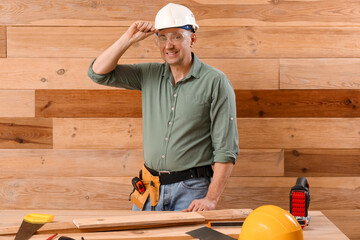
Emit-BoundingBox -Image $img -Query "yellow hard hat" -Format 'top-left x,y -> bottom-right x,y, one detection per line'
238,205 -> 303,240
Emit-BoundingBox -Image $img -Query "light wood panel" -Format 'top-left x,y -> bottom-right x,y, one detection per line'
8,27 -> 360,58
233,149 -> 284,176
0,149 -> 144,178
281,59 -> 360,89
285,149 -> 360,177
0,58 -> 278,90
0,177 -> 358,210
53,118 -> 360,149
35,90 -> 142,118
236,90 -> 360,117
0,118 -> 52,149
53,118 -> 143,149
1,1 -> 360,27
0,90 -> 34,117
219,177 -> 360,210
0,149 -> 283,178
238,118 -> 360,149
0,26 -> 5,58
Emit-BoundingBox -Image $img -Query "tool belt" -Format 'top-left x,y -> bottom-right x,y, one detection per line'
130,164 -> 213,210
144,164 -> 213,185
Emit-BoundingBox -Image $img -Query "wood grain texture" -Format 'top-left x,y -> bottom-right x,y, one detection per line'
0,118 -> 52,149
0,26 -> 5,58
219,177 -> 360,210
1,0 -> 360,27
0,149 -> 282,178
323,210 -> 360,240
0,90 -> 34,117
285,149 -> 360,177
35,90 -> 142,118
8,27 -> 360,58
0,58 -> 113,90
233,149 -> 284,176
239,118 -> 360,149
281,59 -> 360,89
36,89 -> 360,118
0,177 -> 358,210
0,149 -> 144,178
53,118 -> 360,149
0,58 -> 278,90
53,118 -> 142,149
236,90 -> 360,117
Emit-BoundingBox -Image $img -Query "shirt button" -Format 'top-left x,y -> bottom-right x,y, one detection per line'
171,107 -> 174,111
165,137 -> 169,141
168,121 -> 172,125
161,155 -> 165,159
230,117 -> 234,121
173,94 -> 177,97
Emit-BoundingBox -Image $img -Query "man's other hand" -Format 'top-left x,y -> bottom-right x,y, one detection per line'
182,197 -> 217,212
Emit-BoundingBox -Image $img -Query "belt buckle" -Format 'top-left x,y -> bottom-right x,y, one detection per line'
158,170 -> 171,175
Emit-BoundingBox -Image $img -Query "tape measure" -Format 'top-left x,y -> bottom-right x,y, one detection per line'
290,177 -> 310,228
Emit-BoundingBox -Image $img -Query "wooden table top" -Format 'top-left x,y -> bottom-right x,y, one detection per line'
0,210 -> 351,240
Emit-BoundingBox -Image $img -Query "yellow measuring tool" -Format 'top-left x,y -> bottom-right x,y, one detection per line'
15,213 -> 54,240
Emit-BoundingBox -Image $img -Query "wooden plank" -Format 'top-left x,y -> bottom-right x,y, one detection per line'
8,27 -> 360,58
0,26 -> 5,58
0,177 -> 358,210
0,209 -> 251,235
0,149 -> 282,178
54,118 -> 360,149
0,58 -> 112,90
236,90 -> 360,117
1,1 -> 360,27
285,149 -> 360,177
53,118 -> 142,149
238,118 -> 360,149
1,211 -> 351,240
0,58 -> 278,90
0,118 -> 52,149
35,90 -> 142,118
323,210 -> 360,240
0,90 -> 34,117
281,59 -> 360,89
0,149 -> 144,178
37,89 -> 360,118
219,177 -> 360,210
73,212 -> 205,230
233,149 -> 284,176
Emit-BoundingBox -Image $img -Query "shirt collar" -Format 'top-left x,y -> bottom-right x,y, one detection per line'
162,52 -> 202,80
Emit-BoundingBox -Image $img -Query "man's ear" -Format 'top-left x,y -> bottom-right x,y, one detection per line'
190,34 -> 197,48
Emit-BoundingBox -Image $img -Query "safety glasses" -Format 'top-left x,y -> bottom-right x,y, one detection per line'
154,31 -> 191,47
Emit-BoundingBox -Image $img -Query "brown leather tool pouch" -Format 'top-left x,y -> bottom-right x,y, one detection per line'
130,165 -> 160,210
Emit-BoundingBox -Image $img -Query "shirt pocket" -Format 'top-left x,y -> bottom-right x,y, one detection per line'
177,94 -> 210,121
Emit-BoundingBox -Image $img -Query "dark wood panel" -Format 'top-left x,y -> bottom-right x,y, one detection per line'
35,90 -> 142,118
285,150 -> 360,177
236,90 -> 360,117
8,27 -> 360,58
1,1 -> 360,27
37,90 -> 360,118
0,118 -> 52,149
0,26 -> 5,58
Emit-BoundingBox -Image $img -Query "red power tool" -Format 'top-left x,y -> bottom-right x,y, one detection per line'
290,177 -> 310,228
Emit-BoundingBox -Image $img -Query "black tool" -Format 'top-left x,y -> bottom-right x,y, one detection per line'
290,176 -> 310,228
186,226 -> 236,240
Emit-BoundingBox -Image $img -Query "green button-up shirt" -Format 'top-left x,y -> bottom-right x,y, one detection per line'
88,53 -> 239,171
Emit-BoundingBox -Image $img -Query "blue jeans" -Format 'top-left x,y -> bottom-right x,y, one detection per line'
132,177 -> 211,211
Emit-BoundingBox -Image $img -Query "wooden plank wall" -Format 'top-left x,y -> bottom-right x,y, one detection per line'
0,0 -> 359,211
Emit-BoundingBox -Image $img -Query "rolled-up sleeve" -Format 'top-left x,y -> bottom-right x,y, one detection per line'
88,59 -> 142,90
210,76 -> 239,164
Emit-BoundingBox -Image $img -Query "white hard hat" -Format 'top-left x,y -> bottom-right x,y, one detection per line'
155,3 -> 199,32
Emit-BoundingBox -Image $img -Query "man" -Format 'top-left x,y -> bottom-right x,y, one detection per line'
88,3 -> 239,212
